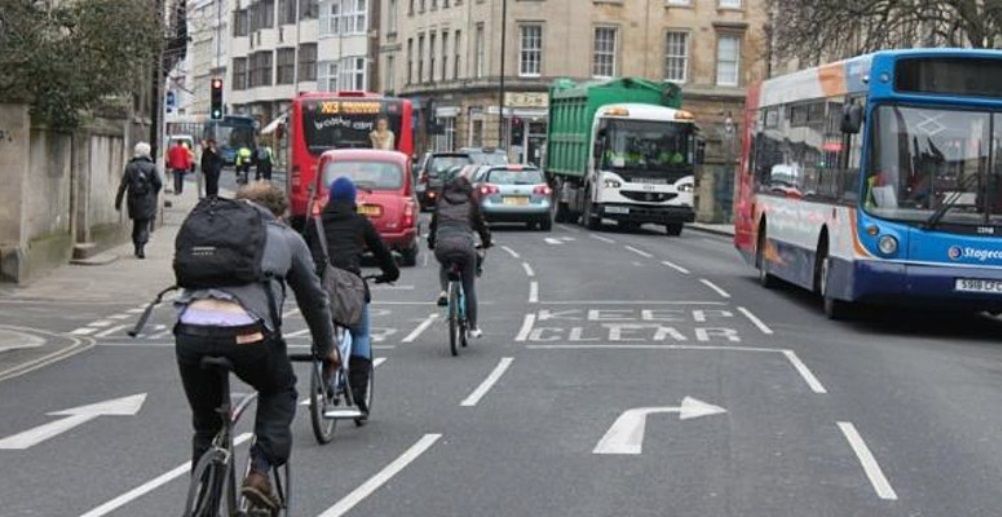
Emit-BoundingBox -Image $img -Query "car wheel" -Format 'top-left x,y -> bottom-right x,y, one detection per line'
540,217 -> 553,232
401,244 -> 419,267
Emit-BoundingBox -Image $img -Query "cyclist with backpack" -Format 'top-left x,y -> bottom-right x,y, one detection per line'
428,175 -> 492,338
115,142 -> 162,259
172,182 -> 337,512
305,176 -> 399,417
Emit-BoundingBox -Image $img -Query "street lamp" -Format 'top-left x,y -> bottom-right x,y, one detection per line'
498,0 -> 507,149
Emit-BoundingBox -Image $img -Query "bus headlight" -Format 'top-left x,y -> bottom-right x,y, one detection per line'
878,235 -> 898,256
603,179 -> 622,189
677,183 -> 694,193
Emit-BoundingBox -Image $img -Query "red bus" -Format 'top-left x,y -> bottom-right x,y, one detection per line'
287,91 -> 414,227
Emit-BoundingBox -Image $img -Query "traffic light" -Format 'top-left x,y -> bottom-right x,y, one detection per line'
210,78 -> 223,120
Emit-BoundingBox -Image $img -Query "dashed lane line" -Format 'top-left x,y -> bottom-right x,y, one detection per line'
461,357 -> 514,407
515,314 -> 536,342
79,433 -> 254,517
837,422 -> 898,501
589,234 -> 616,244
299,358 -> 387,405
782,350 -> 828,394
317,434 -> 443,517
699,279 -> 732,299
737,306 -> 774,335
522,262 -> 535,277
661,260 -> 691,275
93,324 -> 130,338
70,327 -> 98,336
624,245 -> 654,259
501,246 -> 520,259
529,281 -> 539,303
401,313 -> 439,343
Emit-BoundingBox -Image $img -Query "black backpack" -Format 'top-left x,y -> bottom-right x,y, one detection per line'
174,197 -> 266,288
130,168 -> 152,196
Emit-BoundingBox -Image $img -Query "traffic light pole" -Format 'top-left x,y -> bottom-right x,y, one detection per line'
498,0 -> 508,150
150,0 -> 164,164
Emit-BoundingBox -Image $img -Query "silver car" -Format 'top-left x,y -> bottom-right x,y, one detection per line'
473,165 -> 553,231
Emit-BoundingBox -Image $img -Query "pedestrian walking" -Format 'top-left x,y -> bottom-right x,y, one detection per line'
200,139 -> 223,198
167,139 -> 193,195
255,144 -> 274,182
115,142 -> 162,259
235,145 -> 254,185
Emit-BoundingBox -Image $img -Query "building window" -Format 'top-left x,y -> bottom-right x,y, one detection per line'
320,0 -> 365,35
471,119 -> 484,147
250,0 -> 275,31
716,34 -> 740,86
664,31 -> 688,83
277,48 -> 296,84
233,57 -> 248,90
454,30 -> 461,79
386,54 -> 396,92
279,0 -> 297,24
436,116 -> 456,151
339,56 -> 367,90
353,0 -> 367,33
666,0 -> 690,4
319,61 -> 339,91
388,0 -> 398,33
249,51 -> 274,87
719,0 -> 741,8
409,0 -> 414,15
234,9 -> 249,36
441,31 -> 449,82
429,32 -> 437,83
298,43 -> 317,81
418,33 -> 425,83
407,38 -> 414,84
322,0 -> 340,34
519,24 -> 542,77
592,27 -> 617,78
474,23 -> 485,79
300,0 -> 318,19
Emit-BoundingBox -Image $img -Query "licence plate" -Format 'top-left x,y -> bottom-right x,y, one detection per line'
954,278 -> 1002,294
604,206 -> 629,215
358,205 -> 382,217
503,196 -> 529,206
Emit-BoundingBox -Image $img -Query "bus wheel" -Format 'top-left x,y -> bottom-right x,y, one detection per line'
818,249 -> 851,320
756,227 -> 777,288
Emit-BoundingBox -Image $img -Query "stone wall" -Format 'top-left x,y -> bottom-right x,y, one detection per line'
0,103 -> 140,284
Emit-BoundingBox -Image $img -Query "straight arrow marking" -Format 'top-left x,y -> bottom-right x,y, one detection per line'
0,393 -> 146,450
593,397 -> 726,455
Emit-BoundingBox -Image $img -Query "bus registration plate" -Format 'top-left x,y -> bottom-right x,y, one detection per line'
954,278 -> 1002,294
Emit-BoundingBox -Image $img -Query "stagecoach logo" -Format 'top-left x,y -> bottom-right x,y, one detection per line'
948,245 -> 1002,262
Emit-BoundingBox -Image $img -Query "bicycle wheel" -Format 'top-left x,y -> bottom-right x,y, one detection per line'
183,448 -> 229,517
448,282 -> 459,357
309,362 -> 336,444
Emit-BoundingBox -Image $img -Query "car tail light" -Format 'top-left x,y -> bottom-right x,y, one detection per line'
534,184 -> 552,196
403,200 -> 415,228
480,184 -> 500,196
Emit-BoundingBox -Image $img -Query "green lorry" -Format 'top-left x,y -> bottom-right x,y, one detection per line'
545,77 -> 699,235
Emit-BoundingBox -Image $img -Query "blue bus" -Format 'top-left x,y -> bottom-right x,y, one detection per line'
203,115 -> 257,165
734,49 -> 1002,318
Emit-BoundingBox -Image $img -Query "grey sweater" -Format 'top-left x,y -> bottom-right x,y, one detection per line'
177,204 -> 335,356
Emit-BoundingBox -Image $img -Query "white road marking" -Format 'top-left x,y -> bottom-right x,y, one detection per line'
699,279 -> 731,299
782,350 -> 827,394
544,237 -> 564,245
282,308 -> 300,318
371,284 -> 416,290
661,260 -> 691,274
539,300 -> 727,305
88,320 -> 115,328
501,245 -> 520,259
529,281 -> 539,303
515,314 -> 536,342
558,223 -> 582,233
561,236 -> 575,242
461,357 -> 514,407
0,328 -> 94,382
284,328 -> 311,338
624,245 -> 653,258
108,314 -> 131,320
401,313 -> 439,343
837,422 -> 898,501
594,398 -> 727,454
78,433 -> 253,517
93,324 -> 129,338
0,394 -> 147,450
126,308 -> 146,314
422,252 -> 429,267
527,344 -> 785,353
737,306 -> 774,335
70,327 -> 98,336
522,262 -> 535,277
590,234 -> 616,244
318,434 -> 442,517
96,341 -> 396,350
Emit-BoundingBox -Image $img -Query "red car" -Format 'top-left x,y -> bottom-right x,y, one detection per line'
315,149 -> 420,266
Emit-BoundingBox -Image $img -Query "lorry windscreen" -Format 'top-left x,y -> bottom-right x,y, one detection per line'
599,119 -> 693,179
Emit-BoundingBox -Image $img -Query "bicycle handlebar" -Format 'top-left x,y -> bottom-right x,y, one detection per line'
288,353 -> 318,363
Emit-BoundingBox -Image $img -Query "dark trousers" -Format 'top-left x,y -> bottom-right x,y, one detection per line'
236,164 -> 250,184
131,218 -> 151,249
172,169 -> 186,194
255,164 -> 272,181
436,246 -> 479,327
204,170 -> 220,197
175,331 -> 298,468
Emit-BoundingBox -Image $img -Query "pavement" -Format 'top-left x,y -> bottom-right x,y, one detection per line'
2,195 -> 1002,515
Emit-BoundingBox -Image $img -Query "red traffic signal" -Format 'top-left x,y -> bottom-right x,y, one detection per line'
210,78 -> 223,120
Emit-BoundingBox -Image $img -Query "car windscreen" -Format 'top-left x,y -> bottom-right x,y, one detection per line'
427,156 -> 473,177
468,151 -> 508,165
486,168 -> 544,184
322,160 -> 404,191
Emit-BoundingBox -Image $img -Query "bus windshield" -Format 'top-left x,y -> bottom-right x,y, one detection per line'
866,105 -> 1002,225
599,119 -> 694,180
302,99 -> 403,155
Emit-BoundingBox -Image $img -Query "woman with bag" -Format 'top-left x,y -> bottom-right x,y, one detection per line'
306,177 -> 399,415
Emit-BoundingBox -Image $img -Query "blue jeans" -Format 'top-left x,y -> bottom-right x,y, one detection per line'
348,304 -> 370,359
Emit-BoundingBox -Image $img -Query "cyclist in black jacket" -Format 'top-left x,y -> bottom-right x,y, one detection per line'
305,176 -> 399,414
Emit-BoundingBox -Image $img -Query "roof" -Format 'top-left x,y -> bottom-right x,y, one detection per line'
594,103 -> 691,123
319,149 -> 409,165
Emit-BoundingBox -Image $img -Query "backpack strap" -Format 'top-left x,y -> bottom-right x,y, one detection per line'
263,273 -> 284,336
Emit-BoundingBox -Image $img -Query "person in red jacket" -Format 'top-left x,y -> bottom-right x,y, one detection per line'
167,140 -> 193,195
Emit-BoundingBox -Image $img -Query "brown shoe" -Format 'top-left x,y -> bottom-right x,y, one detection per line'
241,470 -> 279,513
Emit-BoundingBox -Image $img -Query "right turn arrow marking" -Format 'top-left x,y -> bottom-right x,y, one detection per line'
593,397 -> 727,455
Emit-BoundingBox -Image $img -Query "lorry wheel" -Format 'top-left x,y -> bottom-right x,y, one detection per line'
665,223 -> 683,236
554,202 -> 569,223
583,197 -> 601,230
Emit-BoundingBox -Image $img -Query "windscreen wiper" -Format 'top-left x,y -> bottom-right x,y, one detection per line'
924,172 -> 982,230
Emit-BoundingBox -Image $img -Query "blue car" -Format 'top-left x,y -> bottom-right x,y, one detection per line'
472,165 -> 553,231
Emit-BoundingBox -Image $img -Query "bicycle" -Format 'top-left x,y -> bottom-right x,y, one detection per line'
445,248 -> 485,357
289,274 -> 382,443
182,356 -> 290,517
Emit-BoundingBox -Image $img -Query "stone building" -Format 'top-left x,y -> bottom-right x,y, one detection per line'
380,0 -> 768,170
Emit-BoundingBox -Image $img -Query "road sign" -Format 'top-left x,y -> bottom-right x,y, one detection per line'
0,393 -> 147,450
165,91 -> 176,113
593,397 -> 727,455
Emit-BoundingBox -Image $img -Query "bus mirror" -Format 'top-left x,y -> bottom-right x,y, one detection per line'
841,103 -> 864,134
